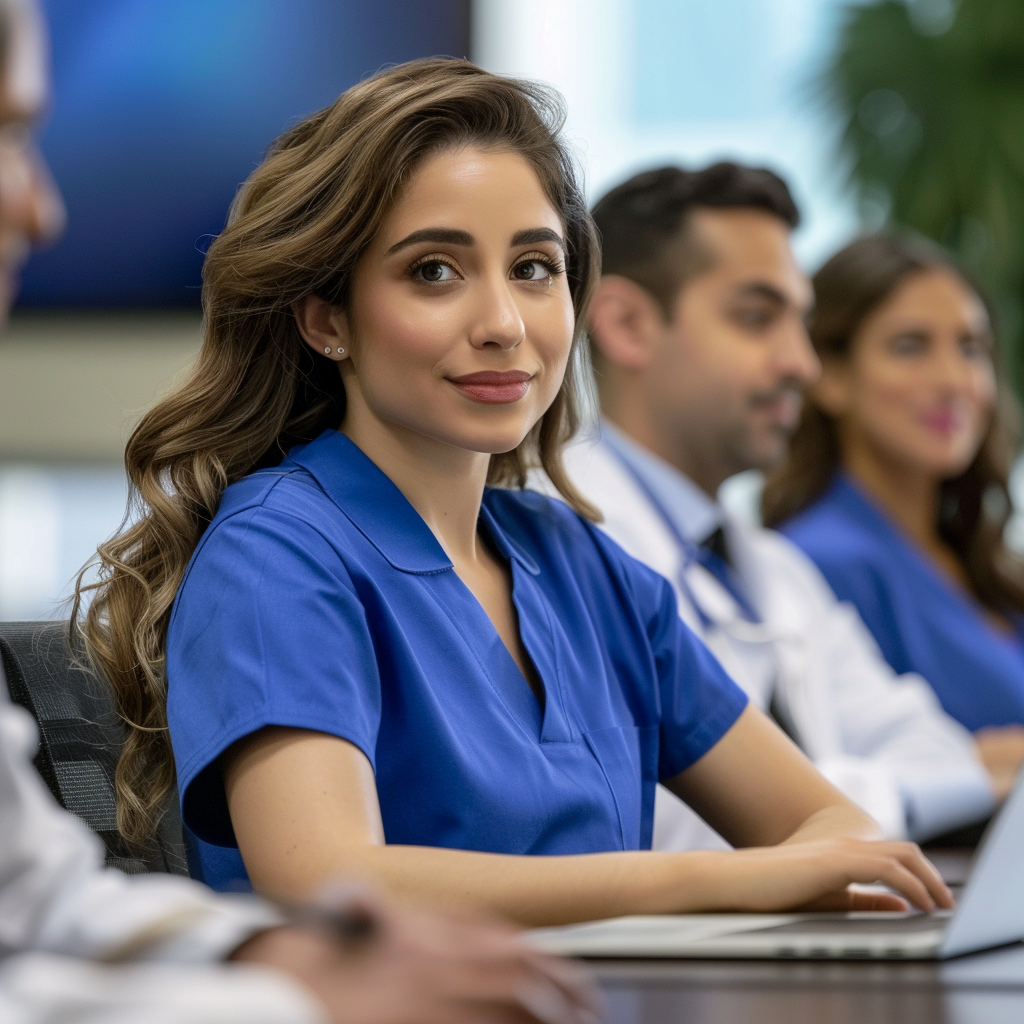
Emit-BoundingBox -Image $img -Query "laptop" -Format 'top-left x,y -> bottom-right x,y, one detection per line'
529,770 -> 1024,961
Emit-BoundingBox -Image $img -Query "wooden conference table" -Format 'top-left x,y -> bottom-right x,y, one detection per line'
585,851 -> 1024,1024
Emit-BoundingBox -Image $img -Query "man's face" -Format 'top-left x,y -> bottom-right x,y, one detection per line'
645,207 -> 817,483
0,0 -> 63,322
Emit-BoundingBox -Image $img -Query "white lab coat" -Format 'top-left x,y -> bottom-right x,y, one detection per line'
0,676 -> 322,1024
555,435 -> 995,847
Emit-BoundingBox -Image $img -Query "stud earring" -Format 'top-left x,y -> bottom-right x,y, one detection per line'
323,347 -> 332,354
338,347 -> 345,355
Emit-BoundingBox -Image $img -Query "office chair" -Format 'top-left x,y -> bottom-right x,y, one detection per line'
0,620 -> 187,875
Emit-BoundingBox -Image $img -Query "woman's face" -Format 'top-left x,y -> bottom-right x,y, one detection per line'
334,147 -> 575,458
817,268 -> 996,481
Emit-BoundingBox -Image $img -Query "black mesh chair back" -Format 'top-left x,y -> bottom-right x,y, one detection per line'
0,620 -> 187,875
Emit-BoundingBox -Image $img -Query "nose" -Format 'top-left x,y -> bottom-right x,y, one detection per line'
468,271 -> 526,352
0,140 -> 65,257
771,317 -> 821,386
24,146 -> 65,245
931,338 -> 975,393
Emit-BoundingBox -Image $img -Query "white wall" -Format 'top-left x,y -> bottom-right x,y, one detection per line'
0,313 -> 200,619
473,0 -> 859,270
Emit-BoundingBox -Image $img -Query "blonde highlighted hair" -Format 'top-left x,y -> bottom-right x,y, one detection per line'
74,58 -> 601,846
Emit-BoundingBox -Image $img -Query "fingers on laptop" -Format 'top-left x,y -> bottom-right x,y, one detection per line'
731,839 -> 954,913
797,888 -> 909,913
828,841 -> 953,913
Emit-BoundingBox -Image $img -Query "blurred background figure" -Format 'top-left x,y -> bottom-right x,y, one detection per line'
764,233 -> 1024,798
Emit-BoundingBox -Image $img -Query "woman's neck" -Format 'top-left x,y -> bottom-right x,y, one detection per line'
841,441 -> 941,555
842,436 -> 1014,633
341,405 -> 490,565
844,443 -> 974,593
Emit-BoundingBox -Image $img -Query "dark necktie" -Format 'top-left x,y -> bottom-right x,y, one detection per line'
696,529 -> 796,741
693,526 -> 760,622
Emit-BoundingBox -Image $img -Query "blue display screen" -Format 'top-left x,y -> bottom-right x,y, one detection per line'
18,1 -> 470,308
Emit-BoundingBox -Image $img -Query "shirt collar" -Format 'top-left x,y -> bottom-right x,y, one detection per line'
830,472 -> 917,549
285,430 -> 539,576
600,418 -> 723,546
479,501 -> 541,575
287,431 -> 453,575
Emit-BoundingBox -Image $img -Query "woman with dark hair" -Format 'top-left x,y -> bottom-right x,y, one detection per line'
764,233 -> 1024,795
76,61 -> 950,922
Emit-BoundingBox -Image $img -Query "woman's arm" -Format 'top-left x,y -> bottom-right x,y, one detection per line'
662,703 -> 882,847
225,709 -> 951,927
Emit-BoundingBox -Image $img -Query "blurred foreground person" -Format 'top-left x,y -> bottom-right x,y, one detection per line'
557,164 -> 997,850
765,233 -> 1024,798
0,2 -> 596,1022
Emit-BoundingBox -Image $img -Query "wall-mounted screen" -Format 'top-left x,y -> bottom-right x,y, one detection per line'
18,1 -> 471,308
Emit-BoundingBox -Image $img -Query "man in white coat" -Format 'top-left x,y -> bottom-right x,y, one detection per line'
0,2 -> 593,1022
560,162 -> 997,850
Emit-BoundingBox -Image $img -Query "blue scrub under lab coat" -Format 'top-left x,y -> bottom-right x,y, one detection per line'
782,474 -> 1024,732
166,430 -> 748,890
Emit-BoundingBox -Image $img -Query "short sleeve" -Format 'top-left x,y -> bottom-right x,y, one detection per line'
597,541 -> 748,781
166,504 -> 381,846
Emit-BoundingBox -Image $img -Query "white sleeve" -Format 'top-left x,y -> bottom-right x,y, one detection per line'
0,954 -> 323,1024
809,599 -> 995,841
0,680 -> 282,965
753,531 -> 997,843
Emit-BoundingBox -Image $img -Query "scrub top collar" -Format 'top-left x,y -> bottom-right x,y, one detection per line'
833,473 -> 924,552
288,430 -> 540,577
832,472 -> 1001,620
600,418 -> 723,547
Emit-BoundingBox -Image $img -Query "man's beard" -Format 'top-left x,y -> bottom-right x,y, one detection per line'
729,381 -> 805,473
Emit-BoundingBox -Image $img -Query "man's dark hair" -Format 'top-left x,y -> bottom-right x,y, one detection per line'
591,162 -> 800,317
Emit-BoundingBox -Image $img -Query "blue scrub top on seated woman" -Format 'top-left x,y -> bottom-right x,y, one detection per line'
781,473 -> 1024,732
166,430 -> 748,891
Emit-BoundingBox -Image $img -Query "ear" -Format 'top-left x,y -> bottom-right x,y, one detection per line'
588,275 -> 665,371
810,356 -> 852,417
292,295 -> 351,362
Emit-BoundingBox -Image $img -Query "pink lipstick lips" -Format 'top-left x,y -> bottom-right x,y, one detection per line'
448,369 -> 532,404
921,408 -> 964,437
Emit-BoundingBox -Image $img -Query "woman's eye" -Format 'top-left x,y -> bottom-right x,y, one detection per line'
961,336 -> 991,360
891,333 -> 926,356
512,260 -> 553,282
414,260 -> 458,283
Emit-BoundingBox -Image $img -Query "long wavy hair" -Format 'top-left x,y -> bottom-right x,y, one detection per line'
73,58 -> 601,846
762,232 -> 1024,615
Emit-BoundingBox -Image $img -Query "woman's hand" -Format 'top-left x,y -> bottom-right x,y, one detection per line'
663,708 -> 952,913
693,838 -> 954,914
231,886 -> 600,1024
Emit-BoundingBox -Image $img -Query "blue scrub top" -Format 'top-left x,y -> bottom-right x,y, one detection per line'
782,474 -> 1024,731
166,430 -> 747,890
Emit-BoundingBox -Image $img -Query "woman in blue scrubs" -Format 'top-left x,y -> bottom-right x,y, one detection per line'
764,233 -> 1024,798
76,62 -> 950,923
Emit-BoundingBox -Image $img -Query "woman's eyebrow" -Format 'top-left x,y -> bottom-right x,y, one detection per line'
385,227 -> 474,256
384,225 -> 565,257
510,227 -> 564,249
